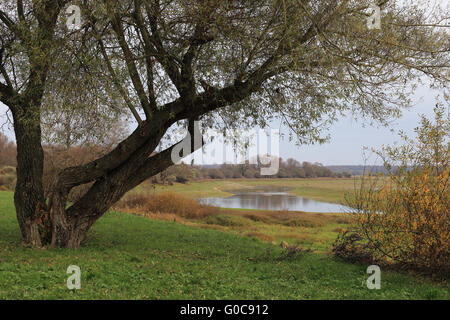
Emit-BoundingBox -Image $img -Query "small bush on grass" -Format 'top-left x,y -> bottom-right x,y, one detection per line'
332,230 -> 375,265
279,241 -> 312,260
249,242 -> 311,262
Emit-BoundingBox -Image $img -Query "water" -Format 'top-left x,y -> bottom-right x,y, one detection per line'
198,186 -> 352,213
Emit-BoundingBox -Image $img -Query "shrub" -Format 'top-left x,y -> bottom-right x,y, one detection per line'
207,169 -> 225,179
278,241 -> 312,260
0,133 -> 17,167
166,175 -> 176,185
245,214 -> 275,224
334,105 -> 449,275
332,230 -> 374,264
117,194 -> 149,209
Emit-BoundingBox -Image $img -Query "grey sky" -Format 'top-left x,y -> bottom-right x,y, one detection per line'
279,85 -> 445,165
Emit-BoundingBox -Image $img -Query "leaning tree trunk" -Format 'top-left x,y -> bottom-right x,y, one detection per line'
45,119 -> 199,249
13,108 -> 50,247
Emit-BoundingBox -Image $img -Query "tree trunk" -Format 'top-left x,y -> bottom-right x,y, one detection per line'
13,110 -> 48,246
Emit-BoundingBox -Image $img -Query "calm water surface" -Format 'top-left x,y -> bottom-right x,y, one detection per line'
198,186 -> 352,213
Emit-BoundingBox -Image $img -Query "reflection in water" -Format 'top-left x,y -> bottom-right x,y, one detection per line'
198,187 -> 351,213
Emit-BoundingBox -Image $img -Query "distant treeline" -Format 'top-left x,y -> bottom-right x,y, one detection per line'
151,159 -> 354,185
327,165 -> 389,176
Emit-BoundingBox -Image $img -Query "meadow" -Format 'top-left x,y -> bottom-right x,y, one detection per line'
1,180 -> 448,299
135,178 -> 359,203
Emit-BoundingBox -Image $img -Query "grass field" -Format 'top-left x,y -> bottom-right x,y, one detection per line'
123,206 -> 353,253
0,191 -> 448,299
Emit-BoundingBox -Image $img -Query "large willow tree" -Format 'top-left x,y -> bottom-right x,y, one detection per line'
0,0 -> 448,248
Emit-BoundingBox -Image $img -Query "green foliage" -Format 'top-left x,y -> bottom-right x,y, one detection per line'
3,1 -> 448,145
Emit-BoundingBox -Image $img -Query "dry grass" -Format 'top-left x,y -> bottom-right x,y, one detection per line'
116,192 -> 220,219
280,233 -> 313,241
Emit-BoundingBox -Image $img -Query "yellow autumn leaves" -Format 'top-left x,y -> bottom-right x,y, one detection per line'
336,104 -> 449,275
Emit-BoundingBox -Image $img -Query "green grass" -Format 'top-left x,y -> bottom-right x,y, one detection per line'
183,210 -> 352,253
0,191 -> 448,299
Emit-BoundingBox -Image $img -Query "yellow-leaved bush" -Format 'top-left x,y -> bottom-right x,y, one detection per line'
333,104 -> 449,276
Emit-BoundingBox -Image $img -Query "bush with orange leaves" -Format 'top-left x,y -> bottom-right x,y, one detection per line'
333,104 -> 449,276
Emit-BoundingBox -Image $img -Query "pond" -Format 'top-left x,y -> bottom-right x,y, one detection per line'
198,186 -> 352,213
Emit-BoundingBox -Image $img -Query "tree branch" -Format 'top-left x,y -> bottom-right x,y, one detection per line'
107,1 -> 151,116
97,33 -> 143,125
143,1 -> 185,95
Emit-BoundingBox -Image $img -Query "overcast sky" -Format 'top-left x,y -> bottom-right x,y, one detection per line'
278,85 -> 445,165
